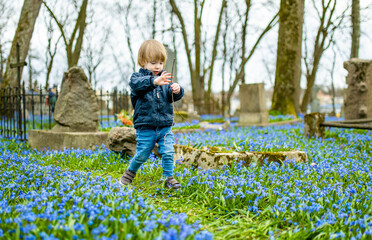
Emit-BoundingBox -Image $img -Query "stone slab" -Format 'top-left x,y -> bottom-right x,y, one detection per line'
174,144 -> 307,169
239,83 -> 266,112
236,118 -> 302,127
239,112 -> 269,125
344,59 -> 372,119
28,130 -> 108,151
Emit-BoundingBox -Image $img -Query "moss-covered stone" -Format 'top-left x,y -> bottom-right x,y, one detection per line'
173,144 -> 307,170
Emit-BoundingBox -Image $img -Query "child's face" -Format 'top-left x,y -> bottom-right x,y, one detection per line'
145,61 -> 164,76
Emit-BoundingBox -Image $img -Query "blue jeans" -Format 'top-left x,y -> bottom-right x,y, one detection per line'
128,126 -> 175,178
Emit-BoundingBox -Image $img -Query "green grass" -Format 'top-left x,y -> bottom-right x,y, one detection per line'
3,123 -> 372,239
172,124 -> 200,130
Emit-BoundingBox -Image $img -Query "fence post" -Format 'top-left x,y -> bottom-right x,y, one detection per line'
99,88 -> 103,124
0,88 -> 3,137
119,90 -> 122,114
39,85 -> 43,130
48,89 -> 51,129
10,87 -> 14,138
125,90 -> 129,113
22,83 -> 26,140
113,88 -> 117,122
106,90 -> 109,126
31,88 -> 35,129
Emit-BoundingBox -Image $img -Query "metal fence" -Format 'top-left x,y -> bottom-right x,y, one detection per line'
0,83 -> 131,140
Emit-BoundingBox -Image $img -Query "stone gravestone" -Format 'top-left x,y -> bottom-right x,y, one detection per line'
28,66 -> 108,150
53,67 -> 99,132
310,85 -> 320,113
107,127 -> 159,157
238,83 -> 269,125
343,59 -> 372,119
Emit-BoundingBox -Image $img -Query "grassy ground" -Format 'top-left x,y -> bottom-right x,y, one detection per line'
1,123 -> 372,239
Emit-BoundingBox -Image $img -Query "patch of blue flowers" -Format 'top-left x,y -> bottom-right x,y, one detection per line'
173,123 -> 372,239
0,139 -> 212,240
2,119 -> 372,239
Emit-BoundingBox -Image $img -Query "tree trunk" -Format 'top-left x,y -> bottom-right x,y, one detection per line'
169,0 -> 205,114
226,13 -> 278,112
205,0 -> 227,114
350,0 -> 360,58
300,0 -> 341,113
28,54 -> 32,90
44,0 -> 88,68
271,0 -> 304,116
240,0 -> 250,85
152,0 -> 157,39
67,0 -> 88,67
221,7 -> 228,117
193,0 -> 204,114
2,0 -> 42,88
330,51 -> 337,116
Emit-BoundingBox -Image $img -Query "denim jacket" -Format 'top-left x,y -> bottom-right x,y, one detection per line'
129,68 -> 184,129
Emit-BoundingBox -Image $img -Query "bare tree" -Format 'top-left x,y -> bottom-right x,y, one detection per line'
83,26 -> 110,89
300,0 -> 347,113
227,9 -> 278,115
220,6 -> 230,117
2,0 -> 42,88
114,0 -> 145,72
152,0 -> 157,39
205,0 -> 227,113
169,0 -> 206,114
328,46 -> 337,116
43,0 -> 89,68
27,48 -> 41,91
44,16 -> 61,90
0,0 -> 14,84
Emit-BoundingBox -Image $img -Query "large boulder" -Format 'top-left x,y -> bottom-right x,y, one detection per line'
199,120 -> 231,131
52,66 -> 99,132
107,127 -> 160,157
107,127 -> 137,156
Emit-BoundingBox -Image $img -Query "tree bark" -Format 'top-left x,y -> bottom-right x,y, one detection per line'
350,0 -> 360,58
152,0 -> 157,39
2,0 -> 42,88
271,0 -> 304,116
221,7 -> 228,117
240,0 -> 250,85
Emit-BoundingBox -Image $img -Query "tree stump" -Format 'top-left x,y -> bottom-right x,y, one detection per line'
304,113 -> 325,138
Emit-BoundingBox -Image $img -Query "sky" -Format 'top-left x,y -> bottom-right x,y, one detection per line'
2,0 -> 372,94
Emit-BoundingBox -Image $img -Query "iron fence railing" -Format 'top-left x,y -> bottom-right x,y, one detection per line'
0,83 -> 131,140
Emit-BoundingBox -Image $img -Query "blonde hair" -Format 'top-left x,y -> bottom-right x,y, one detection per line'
137,39 -> 167,68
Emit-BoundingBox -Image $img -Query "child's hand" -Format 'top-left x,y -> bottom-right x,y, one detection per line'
170,83 -> 181,94
154,71 -> 172,86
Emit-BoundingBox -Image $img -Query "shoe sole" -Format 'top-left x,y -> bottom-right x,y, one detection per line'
118,179 -> 130,186
164,184 -> 181,190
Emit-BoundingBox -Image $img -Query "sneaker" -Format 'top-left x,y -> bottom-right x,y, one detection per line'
164,176 -> 181,190
119,169 -> 136,185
